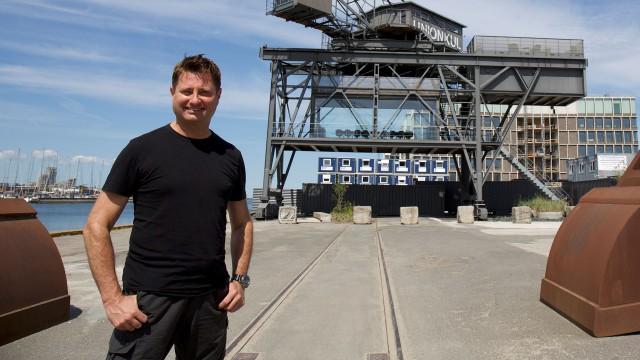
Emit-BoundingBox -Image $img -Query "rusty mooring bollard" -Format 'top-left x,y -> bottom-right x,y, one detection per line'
540,153 -> 640,337
0,199 -> 70,346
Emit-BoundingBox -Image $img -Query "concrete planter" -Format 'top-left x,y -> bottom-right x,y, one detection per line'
278,206 -> 298,224
313,212 -> 332,223
457,206 -> 474,224
512,206 -> 532,224
536,211 -> 563,221
353,206 -> 372,224
400,206 -> 419,225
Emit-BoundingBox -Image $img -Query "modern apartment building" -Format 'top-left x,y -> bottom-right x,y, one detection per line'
317,97 -> 638,184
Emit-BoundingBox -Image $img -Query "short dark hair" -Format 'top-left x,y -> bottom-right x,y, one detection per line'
172,54 -> 221,90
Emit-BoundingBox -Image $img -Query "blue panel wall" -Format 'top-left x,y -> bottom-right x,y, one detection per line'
337,158 -> 356,173
358,158 -> 375,172
395,159 -> 412,173
318,157 -> 336,172
377,159 -> 394,173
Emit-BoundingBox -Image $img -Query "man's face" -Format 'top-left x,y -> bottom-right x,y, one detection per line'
170,71 -> 220,125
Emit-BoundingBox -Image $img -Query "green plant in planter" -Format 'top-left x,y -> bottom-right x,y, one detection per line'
518,196 -> 567,213
331,182 -> 353,223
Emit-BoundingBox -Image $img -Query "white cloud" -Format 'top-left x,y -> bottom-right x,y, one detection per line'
2,0 -> 320,47
32,149 -> 58,158
0,150 -> 18,159
0,40 -> 124,63
0,64 -> 167,106
71,155 -> 98,163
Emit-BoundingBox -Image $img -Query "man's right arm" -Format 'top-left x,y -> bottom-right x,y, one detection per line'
83,191 -> 147,331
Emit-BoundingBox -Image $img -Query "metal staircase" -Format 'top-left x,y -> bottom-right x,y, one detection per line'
499,147 -> 569,201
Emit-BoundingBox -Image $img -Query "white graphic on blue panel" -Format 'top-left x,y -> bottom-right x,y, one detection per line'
338,158 -> 355,172
319,157 -> 336,172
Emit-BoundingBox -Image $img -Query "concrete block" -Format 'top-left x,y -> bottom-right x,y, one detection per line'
353,206 -> 372,224
537,211 -> 563,221
457,206 -> 474,224
512,206 -> 532,224
313,212 -> 332,223
278,206 -> 297,224
564,206 -> 576,218
400,207 -> 419,225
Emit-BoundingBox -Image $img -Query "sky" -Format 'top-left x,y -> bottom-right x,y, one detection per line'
0,0 -> 638,193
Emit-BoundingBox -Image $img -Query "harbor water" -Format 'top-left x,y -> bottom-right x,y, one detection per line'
31,202 -> 134,232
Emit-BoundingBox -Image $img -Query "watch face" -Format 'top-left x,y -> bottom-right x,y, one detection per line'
233,274 -> 250,288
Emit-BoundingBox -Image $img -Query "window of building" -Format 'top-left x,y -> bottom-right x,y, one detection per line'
322,174 -> 331,184
568,164 -> 574,174
615,145 -> 623,153
613,100 -> 622,114
380,160 -> 389,171
379,176 -> 388,184
624,145 -> 632,153
632,120 -> 637,129
606,145 -> 614,153
361,176 -> 370,184
606,131 -> 614,143
494,159 -> 502,170
587,146 -> 596,156
595,118 -> 604,128
597,132 -> 605,143
603,99 -> 613,114
590,160 -> 596,172
578,145 -> 586,157
627,131 -> 635,142
587,131 -> 595,142
419,160 -> 427,168
597,145 -> 605,153
579,162 -> 585,173
323,159 -> 332,167
594,99 -> 604,114
362,159 -> 370,167
613,118 -> 622,129
586,99 -> 595,114
342,175 -> 351,184
615,132 -> 623,143
622,99 -> 632,114
604,118 -> 613,129
341,159 -> 350,167
398,176 -> 407,185
577,100 -> 586,114
623,119 -> 631,128
577,118 -> 586,129
586,118 -> 595,129
578,131 -> 586,142
398,160 -> 406,167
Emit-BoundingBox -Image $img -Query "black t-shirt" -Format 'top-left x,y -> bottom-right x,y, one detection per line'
103,124 -> 246,296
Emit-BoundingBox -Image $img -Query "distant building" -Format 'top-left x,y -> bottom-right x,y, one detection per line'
567,154 -> 635,182
37,167 -> 57,189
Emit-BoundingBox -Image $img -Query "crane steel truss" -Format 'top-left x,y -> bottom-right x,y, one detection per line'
259,47 -> 586,216
258,1 -> 586,218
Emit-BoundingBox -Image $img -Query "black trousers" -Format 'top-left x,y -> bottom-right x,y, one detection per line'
106,289 -> 228,360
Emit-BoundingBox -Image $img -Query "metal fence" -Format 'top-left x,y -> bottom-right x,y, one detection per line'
301,180 -> 544,217
562,178 -> 617,205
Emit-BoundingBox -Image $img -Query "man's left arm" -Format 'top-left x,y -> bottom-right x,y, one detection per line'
219,199 -> 253,312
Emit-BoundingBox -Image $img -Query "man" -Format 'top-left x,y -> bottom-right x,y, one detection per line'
83,54 -> 253,360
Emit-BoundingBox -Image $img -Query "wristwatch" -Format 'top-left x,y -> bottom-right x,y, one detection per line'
231,273 -> 250,289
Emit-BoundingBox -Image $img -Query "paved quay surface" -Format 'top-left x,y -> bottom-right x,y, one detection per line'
1,218 -> 639,359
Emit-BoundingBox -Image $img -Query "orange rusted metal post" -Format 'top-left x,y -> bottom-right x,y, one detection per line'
540,153 -> 640,337
0,199 -> 70,346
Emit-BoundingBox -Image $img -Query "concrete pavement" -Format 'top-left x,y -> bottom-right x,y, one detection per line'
1,218 -> 639,359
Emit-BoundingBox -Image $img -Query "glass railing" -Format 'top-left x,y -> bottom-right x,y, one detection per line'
467,36 -> 584,58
